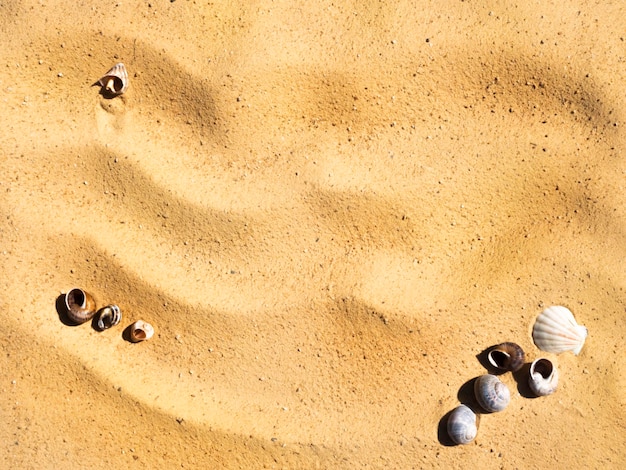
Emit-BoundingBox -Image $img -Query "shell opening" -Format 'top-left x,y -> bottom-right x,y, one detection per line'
66,288 -> 86,309
532,359 -> 553,379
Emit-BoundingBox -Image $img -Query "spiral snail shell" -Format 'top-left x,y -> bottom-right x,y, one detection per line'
528,358 -> 559,397
487,342 -> 525,372
447,405 -> 478,445
95,305 -> 122,331
474,374 -> 511,413
98,63 -> 128,97
64,288 -> 97,324
129,320 -> 154,343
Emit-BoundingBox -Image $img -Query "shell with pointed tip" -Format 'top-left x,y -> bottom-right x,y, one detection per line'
447,405 -> 478,445
129,320 -> 154,343
487,342 -> 525,372
64,288 -> 97,324
98,63 -> 128,96
532,306 -> 588,355
474,374 -> 510,412
528,358 -> 559,396
96,305 -> 122,331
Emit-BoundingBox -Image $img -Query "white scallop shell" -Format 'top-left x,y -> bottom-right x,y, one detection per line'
528,358 -> 559,397
447,405 -> 477,445
532,306 -> 588,355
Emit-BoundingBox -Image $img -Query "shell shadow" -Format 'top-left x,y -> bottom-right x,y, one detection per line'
512,362 -> 537,399
437,409 -> 458,446
456,377 -> 480,410
121,323 -> 134,343
55,293 -> 79,326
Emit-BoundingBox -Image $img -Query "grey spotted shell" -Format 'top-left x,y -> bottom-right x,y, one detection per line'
447,405 -> 477,445
474,374 -> 510,412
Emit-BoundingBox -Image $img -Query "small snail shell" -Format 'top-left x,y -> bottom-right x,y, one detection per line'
474,374 -> 510,412
96,305 -> 122,331
487,342 -> 525,372
64,288 -> 97,324
129,320 -> 154,343
98,63 -> 128,97
447,405 -> 478,445
528,358 -> 559,396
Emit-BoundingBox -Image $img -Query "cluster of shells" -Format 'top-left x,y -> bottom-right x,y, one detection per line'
447,306 -> 587,445
64,287 -> 153,343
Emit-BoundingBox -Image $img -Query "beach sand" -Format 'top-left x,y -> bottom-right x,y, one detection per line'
1,0 -> 625,468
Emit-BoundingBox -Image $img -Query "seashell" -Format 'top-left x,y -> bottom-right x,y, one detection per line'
64,288 -> 97,324
98,63 -> 128,96
474,374 -> 511,412
528,358 -> 559,397
532,306 -> 588,355
447,405 -> 478,445
95,305 -> 122,331
129,320 -> 154,343
487,342 -> 525,372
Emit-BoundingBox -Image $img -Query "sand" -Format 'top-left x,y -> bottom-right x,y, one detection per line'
1,0 -> 625,468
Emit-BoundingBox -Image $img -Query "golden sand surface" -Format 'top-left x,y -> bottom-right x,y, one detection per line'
1,1 -> 625,468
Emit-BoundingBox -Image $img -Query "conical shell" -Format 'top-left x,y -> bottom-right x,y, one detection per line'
98,63 -> 128,96
474,374 -> 510,413
528,358 -> 559,396
447,405 -> 478,445
96,305 -> 122,331
129,320 -> 154,342
64,288 -> 97,324
532,306 -> 587,355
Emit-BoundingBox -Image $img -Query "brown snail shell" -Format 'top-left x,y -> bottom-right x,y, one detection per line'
98,63 -> 128,97
129,320 -> 154,343
96,305 -> 122,331
487,342 -> 525,372
64,288 -> 97,324
528,358 -> 559,396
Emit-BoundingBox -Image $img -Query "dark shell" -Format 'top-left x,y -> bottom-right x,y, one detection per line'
487,342 -> 525,372
64,288 -> 97,324
474,374 -> 510,413
96,305 -> 122,331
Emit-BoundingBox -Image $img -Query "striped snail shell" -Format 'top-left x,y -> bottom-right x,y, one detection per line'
487,342 -> 525,372
64,288 -> 97,324
474,374 -> 510,412
98,63 -> 128,97
96,305 -> 122,331
447,405 -> 478,445
129,320 -> 154,343
528,358 -> 559,397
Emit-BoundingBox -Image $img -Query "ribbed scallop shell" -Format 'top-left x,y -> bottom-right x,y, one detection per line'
447,405 -> 477,445
98,63 -> 128,96
532,306 -> 588,355
487,342 -> 525,372
129,320 -> 154,343
474,374 -> 510,412
64,288 -> 97,324
528,358 -> 559,397
96,305 -> 122,331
